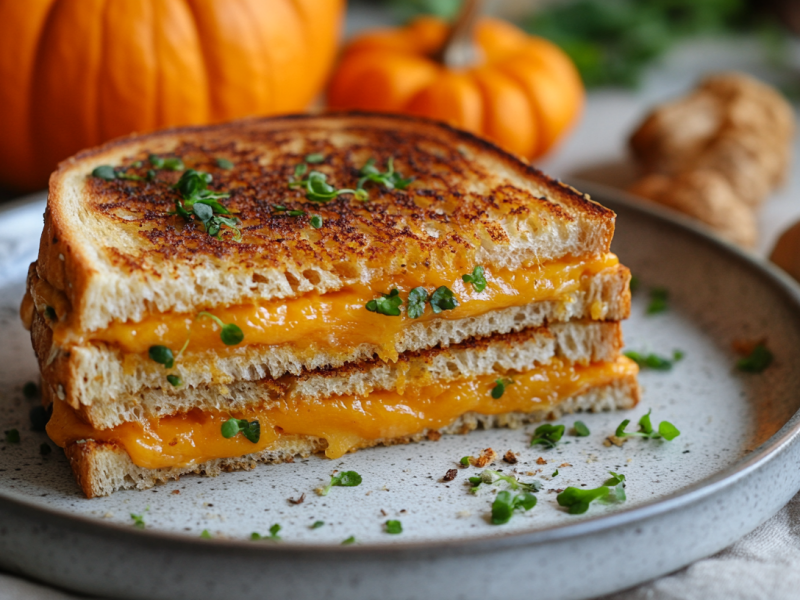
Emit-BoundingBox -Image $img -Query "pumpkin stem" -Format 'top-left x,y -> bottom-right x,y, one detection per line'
433,0 -> 485,69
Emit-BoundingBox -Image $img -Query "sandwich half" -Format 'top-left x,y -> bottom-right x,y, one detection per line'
21,113 -> 638,497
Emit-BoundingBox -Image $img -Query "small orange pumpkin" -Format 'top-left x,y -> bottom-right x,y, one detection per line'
327,16 -> 584,160
0,0 -> 345,192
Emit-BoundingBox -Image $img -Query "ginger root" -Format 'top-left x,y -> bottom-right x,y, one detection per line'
628,72 -> 794,247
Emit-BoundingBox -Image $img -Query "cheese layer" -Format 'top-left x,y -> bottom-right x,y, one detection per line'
47,356 -> 638,470
49,254 -> 620,361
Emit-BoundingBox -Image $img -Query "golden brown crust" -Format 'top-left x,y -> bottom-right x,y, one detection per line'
38,112 -> 616,331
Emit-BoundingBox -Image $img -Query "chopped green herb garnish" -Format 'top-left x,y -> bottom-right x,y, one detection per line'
311,520 -> 325,529
357,157 -> 414,194
149,154 -> 164,168
530,423 -> 565,449
318,470 -> 362,496
163,157 -> 184,171
461,265 -> 487,293
469,469 -> 542,494
737,343 -> 773,373
646,287 -> 669,314
29,406 -> 48,431
429,286 -> 458,313
44,306 -> 57,321
491,490 -> 537,524
166,374 -> 182,387
552,469 -> 559,477
197,312 -> 244,345
200,529 -> 212,539
406,287 -> 429,319
92,165 -> 116,180
310,214 -> 323,229
460,456 -> 471,467
221,417 -> 261,444
250,525 -> 281,542
615,410 -> 680,441
40,442 -> 51,456
385,520 -> 403,534
4,429 -> 19,443
341,536 -> 356,545
365,288 -> 402,316
557,472 -> 626,514
629,275 -> 640,293
289,170 -> 368,203
130,511 -> 147,529
148,345 -> 175,369
172,169 -> 240,241
22,381 -> 38,399
491,377 -> 514,400
573,420 -> 590,437
294,163 -> 307,178
132,161 -> 143,168
305,153 -> 325,164
215,157 -> 234,170
623,350 -> 681,370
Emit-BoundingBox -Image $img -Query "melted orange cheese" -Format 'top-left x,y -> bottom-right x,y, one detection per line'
52,254 -> 619,361
47,356 -> 638,469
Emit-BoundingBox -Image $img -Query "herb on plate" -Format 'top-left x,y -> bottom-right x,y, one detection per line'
311,521 -> 325,529
468,469 -> 541,494
615,409 -> 680,441
429,286 -> 458,313
623,349 -> 683,370
341,536 -> 357,545
573,420 -> 590,436
461,265 -> 487,292
365,288 -> 403,316
317,471 -> 362,496
200,529 -> 212,539
557,472 -> 627,514
289,169 -> 368,203
736,343 -> 773,373
491,377 -> 514,399
172,169 -> 240,241
491,490 -> 537,524
530,423 -> 565,449
251,524 -> 281,541
385,520 -> 403,534
221,417 -> 261,444
357,157 -> 414,194
215,157 -> 234,170
305,153 -> 325,164
197,312 -> 244,345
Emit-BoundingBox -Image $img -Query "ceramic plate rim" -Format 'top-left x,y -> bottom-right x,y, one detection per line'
2,182 -> 800,555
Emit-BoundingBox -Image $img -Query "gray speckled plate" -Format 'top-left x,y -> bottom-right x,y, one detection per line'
2,183 -> 800,600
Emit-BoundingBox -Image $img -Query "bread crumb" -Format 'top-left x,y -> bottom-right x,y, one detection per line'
586,454 -> 598,464
604,436 -> 628,448
171,490 -> 180,495
559,463 -> 572,468
102,512 -> 114,519
456,510 -> 471,518
470,448 -> 497,468
536,457 -> 547,465
503,450 -> 518,464
442,469 -> 458,482
426,429 -> 442,441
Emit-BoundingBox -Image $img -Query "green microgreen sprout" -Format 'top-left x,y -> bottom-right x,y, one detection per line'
646,287 -> 669,314
317,470 -> 362,496
461,265 -> 487,293
305,153 -> 325,164
573,420 -> 590,437
40,443 -> 51,456
737,343 -> 773,373
200,529 -> 212,539
468,469 -> 542,495
148,345 -> 175,369
491,377 -> 514,400
623,349 -> 684,371
460,456 -> 471,467
530,423 -> 565,449
341,536 -> 356,545
215,157 -> 234,170
385,520 -> 403,534
357,157 -> 414,195
91,165 -> 117,180
491,490 -> 537,525
221,417 -> 261,444
166,374 -> 182,387
365,288 -> 403,316
311,521 -> 325,529
289,170 -> 368,203
196,312 -> 244,345
557,472 -> 627,514
429,286 -> 458,313
615,409 -> 680,441
171,169 -> 240,241
251,524 -> 281,541
406,286 -> 429,319
130,508 -> 148,529
310,214 -> 323,229
552,469 -> 559,477
4,429 -> 20,443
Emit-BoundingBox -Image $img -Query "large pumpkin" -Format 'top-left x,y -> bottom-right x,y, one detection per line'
0,0 -> 344,192
327,16 -> 584,159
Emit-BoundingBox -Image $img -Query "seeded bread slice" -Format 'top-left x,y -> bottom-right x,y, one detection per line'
63,375 -> 640,498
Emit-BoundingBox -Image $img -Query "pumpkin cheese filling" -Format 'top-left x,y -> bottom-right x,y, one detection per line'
47,356 -> 638,470
38,253 -> 619,360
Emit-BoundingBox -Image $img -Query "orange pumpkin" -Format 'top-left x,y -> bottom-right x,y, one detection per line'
327,16 -> 584,160
0,0 -> 344,192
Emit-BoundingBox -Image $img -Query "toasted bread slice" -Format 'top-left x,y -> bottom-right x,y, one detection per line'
32,263 -> 630,412
63,375 -> 640,498
49,319 -> 623,430
35,112 -> 616,333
